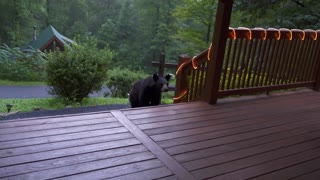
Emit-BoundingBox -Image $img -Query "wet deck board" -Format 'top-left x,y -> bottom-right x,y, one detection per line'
1,90 -> 320,179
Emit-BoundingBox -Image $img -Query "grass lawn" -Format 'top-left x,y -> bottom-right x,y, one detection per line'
0,97 -> 130,113
0,79 -> 46,86
0,96 -> 174,113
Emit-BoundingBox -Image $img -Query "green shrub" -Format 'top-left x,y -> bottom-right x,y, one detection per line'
0,44 -> 46,81
45,40 -> 112,102
106,67 -> 147,98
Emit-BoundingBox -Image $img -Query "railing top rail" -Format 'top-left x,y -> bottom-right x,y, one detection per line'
227,27 -> 320,40
176,27 -> 320,76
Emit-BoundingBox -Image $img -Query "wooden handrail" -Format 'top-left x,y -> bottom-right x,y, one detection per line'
174,28 -> 320,103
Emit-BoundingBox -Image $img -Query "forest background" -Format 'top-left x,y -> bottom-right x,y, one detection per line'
0,0 -> 319,72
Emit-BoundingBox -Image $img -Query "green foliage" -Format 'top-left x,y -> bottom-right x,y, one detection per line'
0,44 -> 46,81
45,40 -> 112,103
232,0 -> 320,29
0,97 -> 129,114
106,67 -> 147,98
1,0 -> 319,73
173,0 -> 217,54
161,91 -> 174,104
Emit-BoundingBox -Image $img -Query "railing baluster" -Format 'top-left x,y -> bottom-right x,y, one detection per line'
241,38 -> 253,88
232,38 -> 243,89
271,39 -> 285,85
280,39 -> 293,84
221,38 -> 232,90
298,39 -> 311,81
227,39 -> 238,89
264,39 -> 276,86
287,39 -> 301,83
237,38 -> 248,89
246,38 -> 258,88
194,64 -> 201,99
255,38 -> 268,87
301,39 -> 313,81
283,39 -> 295,84
308,39 -> 320,81
276,39 -> 289,85
175,28 -> 320,103
251,39 -> 263,87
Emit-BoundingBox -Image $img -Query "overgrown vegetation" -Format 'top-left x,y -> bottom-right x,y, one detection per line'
105,67 -> 147,98
45,39 -> 112,103
0,44 -> 46,81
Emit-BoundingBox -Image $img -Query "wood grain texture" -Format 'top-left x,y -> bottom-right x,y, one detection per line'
112,111 -> 196,180
1,91 -> 320,179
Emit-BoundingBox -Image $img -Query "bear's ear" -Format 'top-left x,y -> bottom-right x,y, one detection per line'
165,74 -> 174,81
153,74 -> 159,82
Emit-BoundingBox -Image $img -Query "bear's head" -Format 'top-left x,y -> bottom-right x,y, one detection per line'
152,73 -> 174,92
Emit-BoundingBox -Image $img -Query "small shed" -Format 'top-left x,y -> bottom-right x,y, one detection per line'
28,25 -> 75,51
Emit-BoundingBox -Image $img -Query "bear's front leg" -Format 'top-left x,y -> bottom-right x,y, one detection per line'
139,89 -> 152,107
150,93 -> 161,106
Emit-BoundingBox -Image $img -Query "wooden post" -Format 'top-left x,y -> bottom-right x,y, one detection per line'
203,0 -> 234,104
174,54 -> 190,103
159,52 -> 165,77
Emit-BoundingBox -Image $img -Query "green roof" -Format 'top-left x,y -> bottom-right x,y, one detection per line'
28,25 -> 75,50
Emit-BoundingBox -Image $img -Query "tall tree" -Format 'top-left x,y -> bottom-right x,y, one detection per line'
173,0 -> 217,55
232,0 -> 320,29
0,0 -> 47,46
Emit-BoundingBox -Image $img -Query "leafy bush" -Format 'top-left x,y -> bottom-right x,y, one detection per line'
0,44 -> 46,81
45,40 -> 112,102
106,67 -> 147,98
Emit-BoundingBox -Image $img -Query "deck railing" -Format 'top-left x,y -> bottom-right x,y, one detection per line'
174,28 -> 320,103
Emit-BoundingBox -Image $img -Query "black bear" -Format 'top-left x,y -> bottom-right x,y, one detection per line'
129,74 -> 173,108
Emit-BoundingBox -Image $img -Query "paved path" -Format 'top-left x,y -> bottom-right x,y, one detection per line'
0,85 -> 110,99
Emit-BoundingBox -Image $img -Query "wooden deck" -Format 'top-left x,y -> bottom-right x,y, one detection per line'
1,90 -> 320,180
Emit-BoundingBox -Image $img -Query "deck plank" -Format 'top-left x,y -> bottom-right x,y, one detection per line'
0,117 -> 117,134
0,132 -> 133,159
164,111 -> 320,155
145,108 -> 320,136
173,121 -> 320,162
209,148 -> 320,180
291,169 -> 320,180
159,114 -> 320,149
184,131 -> 320,171
0,91 -> 319,179
54,159 -> 165,180
0,127 -> 128,150
0,138 -> 141,168
252,157 -> 320,180
0,121 -> 122,141
0,145 -> 148,177
108,167 -> 173,180
0,112 -> 113,129
150,109 -> 320,142
111,111 -> 196,180
132,94 -> 320,125
6,152 -> 156,180
191,139 -> 320,179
